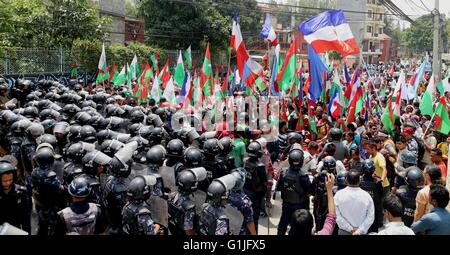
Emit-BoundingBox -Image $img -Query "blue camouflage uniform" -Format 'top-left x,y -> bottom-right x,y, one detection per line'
168,192 -> 195,234
229,189 -> 254,235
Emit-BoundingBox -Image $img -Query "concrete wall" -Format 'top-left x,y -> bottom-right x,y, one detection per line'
91,0 -> 125,44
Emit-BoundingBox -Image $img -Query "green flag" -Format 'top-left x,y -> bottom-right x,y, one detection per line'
183,45 -> 192,69
174,51 -> 185,87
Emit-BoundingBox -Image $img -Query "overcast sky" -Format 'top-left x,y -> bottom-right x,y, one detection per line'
392,0 -> 450,17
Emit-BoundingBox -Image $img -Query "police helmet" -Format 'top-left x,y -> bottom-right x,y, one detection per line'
130,110 -> 145,123
405,167 -> 425,189
400,151 -> 417,165
68,125 -> 82,142
329,128 -> 343,141
0,162 -> 16,176
127,176 -> 152,201
219,136 -> 234,154
36,134 -> 57,149
34,147 -> 55,167
288,149 -> 304,169
146,145 -> 166,166
166,139 -> 184,157
203,138 -> 222,156
80,125 -> 97,143
206,181 -> 228,207
247,141 -> 263,158
68,176 -> 91,198
337,171 -> 348,190
26,123 -> 45,137
322,156 -> 337,173
287,132 -> 303,144
361,159 -> 376,175
184,147 -> 203,167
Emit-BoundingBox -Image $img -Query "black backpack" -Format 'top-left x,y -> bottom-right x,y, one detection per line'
413,136 -> 425,162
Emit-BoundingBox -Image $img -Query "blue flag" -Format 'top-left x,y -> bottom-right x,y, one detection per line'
270,55 -> 279,97
307,45 -> 328,102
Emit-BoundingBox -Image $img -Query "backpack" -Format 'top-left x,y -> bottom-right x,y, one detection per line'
413,136 -> 425,162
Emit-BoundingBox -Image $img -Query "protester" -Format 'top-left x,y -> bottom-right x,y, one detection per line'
377,194 -> 415,235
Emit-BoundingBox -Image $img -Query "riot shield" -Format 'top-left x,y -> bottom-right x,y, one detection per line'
147,195 -> 169,229
191,190 -> 207,216
159,164 -> 176,194
223,204 -> 244,235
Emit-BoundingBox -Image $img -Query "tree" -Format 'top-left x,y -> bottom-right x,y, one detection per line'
0,0 -> 109,48
403,14 -> 435,55
138,0 -> 261,58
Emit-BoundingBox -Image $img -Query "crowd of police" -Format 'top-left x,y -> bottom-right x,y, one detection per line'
0,76 -> 448,235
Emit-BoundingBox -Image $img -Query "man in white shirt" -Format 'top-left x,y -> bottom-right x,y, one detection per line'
334,170 -> 374,235
377,194 -> 415,235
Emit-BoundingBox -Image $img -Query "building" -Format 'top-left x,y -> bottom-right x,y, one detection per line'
337,0 -> 388,64
90,0 -> 145,45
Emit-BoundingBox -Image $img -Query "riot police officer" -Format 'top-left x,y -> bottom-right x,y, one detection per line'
31,146 -> 65,235
81,150 -> 111,207
197,175 -> 235,235
203,138 -> 227,180
229,168 -> 256,235
396,167 -> 424,227
324,128 -> 348,161
122,175 -> 162,235
55,176 -> 104,235
359,159 -> 383,232
163,139 -> 185,187
313,156 -> 337,231
275,148 -> 312,235
104,141 -> 137,235
185,147 -> 207,191
0,160 -> 31,233
393,150 -> 418,193
243,141 -> 267,233
168,167 -> 207,235
217,136 -> 236,174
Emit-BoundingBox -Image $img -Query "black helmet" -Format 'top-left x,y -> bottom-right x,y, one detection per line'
155,107 -> 168,121
206,181 -> 228,207
184,147 -> 203,167
288,149 -> 304,169
203,138 -> 221,156
329,128 -> 343,141
100,139 -> 124,157
400,151 -> 418,165
68,125 -> 82,142
127,176 -> 152,201
137,126 -> 153,140
68,176 -> 91,198
108,142 -> 137,178
74,112 -> 92,125
337,171 -> 348,190
66,142 -> 86,162
130,110 -> 145,123
405,167 -> 424,189
82,150 -> 111,176
287,132 -> 303,144
36,134 -> 57,149
177,170 -> 198,193
26,123 -> 45,137
322,156 -> 337,174
34,147 -> 55,167
63,104 -> 81,117
247,141 -> 262,158
80,125 -> 96,143
41,119 -> 57,131
23,107 -> 39,119
96,129 -> 116,145
39,109 -> 54,120
166,139 -> 184,157
53,121 -> 69,135
150,127 -> 164,141
146,145 -> 166,166
219,136 -> 234,154
361,159 -> 376,175
129,123 -> 143,137
0,162 -> 16,176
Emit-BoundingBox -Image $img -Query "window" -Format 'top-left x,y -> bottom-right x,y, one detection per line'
368,10 -> 373,18
379,28 -> 383,34
379,14 -> 383,20
367,26 -> 372,33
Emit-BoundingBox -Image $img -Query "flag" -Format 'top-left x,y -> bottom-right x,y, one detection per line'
299,9 -> 360,56
260,13 -> 278,46
381,98 -> 395,135
409,58 -> 427,99
108,64 -> 117,84
178,73 -> 191,105
174,51 -> 185,87
112,66 -> 126,87
96,43 -> 108,83
435,96 -> 450,135
163,77 -> 176,104
328,88 -> 342,119
136,63 -> 151,104
158,59 -> 171,87
200,43 -> 213,97
389,64 -> 395,77
270,53 -> 279,96
70,64 -> 78,78
184,46 -> 192,69
420,74 -> 436,116
230,12 -> 263,79
307,45 -> 328,102
129,54 -> 139,80
346,69 -> 363,123
150,74 -> 161,103
150,52 -> 158,72
276,37 -> 297,92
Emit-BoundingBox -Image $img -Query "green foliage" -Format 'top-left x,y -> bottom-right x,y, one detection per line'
72,41 -> 166,73
138,0 -> 261,60
403,14 -> 434,54
0,0 -> 109,48
328,50 -> 342,60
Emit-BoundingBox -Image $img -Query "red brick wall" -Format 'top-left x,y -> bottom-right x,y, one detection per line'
125,19 -> 145,43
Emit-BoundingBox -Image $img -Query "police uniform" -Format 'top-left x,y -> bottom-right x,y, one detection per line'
197,203 -> 230,235
243,159 -> 267,232
168,192 -> 196,235
360,175 -> 383,232
0,184 -> 31,233
56,202 -> 102,235
228,189 -> 254,235
122,201 -> 157,235
396,185 -> 419,227
104,176 -> 130,234
276,168 -> 312,235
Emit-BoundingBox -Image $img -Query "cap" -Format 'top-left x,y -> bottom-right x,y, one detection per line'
402,127 -> 414,136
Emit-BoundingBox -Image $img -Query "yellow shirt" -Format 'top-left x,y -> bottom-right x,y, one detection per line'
371,152 -> 390,188
438,142 -> 448,156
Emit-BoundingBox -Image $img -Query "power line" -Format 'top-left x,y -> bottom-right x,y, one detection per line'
419,0 -> 432,12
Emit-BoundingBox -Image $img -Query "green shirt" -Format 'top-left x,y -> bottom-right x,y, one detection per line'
230,137 -> 246,168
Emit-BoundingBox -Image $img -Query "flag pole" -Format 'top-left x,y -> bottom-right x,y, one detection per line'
359,52 -> 383,112
421,110 -> 437,139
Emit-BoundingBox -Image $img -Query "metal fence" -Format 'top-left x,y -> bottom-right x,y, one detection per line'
0,48 -> 80,75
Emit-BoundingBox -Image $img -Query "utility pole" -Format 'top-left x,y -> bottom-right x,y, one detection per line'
433,0 -> 441,80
